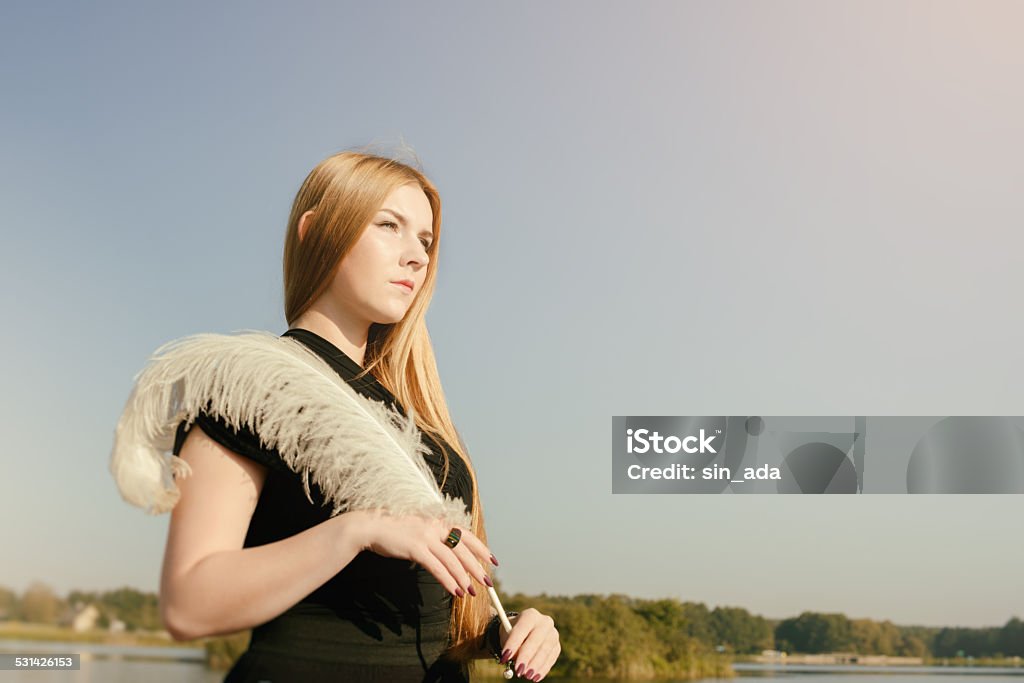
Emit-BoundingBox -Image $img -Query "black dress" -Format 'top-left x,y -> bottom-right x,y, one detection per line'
172,327 -> 475,682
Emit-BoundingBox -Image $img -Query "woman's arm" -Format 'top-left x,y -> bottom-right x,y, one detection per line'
159,424 -> 363,641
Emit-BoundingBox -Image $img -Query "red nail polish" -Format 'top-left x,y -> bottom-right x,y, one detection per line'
526,668 -> 535,679
516,663 -> 525,676
500,648 -> 510,663
455,587 -> 464,597
490,554 -> 499,566
467,585 -> 477,597
483,575 -> 494,587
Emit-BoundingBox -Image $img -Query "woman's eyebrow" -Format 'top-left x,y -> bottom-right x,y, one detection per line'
379,207 -> 433,238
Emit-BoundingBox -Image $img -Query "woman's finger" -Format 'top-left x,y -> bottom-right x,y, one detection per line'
429,538 -> 474,596
530,635 -> 561,680
513,634 -> 544,679
503,613 -> 541,673
500,614 -> 528,658
508,611 -> 556,679
413,545 -> 463,598
452,526 -> 496,570
450,537 -> 493,590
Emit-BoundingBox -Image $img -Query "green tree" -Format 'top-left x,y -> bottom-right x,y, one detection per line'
776,612 -> 853,653
709,606 -> 774,654
99,587 -> 161,631
0,585 -> 18,620
20,582 -> 63,624
998,617 -> 1024,657
679,601 -> 714,643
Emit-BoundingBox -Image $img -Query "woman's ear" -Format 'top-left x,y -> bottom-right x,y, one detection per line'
297,210 -> 315,243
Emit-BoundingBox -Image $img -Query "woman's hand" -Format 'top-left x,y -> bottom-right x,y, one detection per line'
499,608 -> 560,681
342,509 -> 496,598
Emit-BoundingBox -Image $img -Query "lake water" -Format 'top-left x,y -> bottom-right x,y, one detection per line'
0,639 -> 221,682
720,663 -> 1024,683
1,641 -> 1022,682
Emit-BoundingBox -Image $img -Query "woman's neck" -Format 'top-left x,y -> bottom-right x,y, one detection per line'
289,307 -> 368,367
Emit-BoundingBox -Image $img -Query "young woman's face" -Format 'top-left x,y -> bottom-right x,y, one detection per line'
327,182 -> 434,326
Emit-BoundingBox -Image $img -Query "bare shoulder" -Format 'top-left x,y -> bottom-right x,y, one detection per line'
162,424 -> 269,579
176,422 -> 269,500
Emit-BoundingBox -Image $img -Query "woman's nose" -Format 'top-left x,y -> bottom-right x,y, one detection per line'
403,240 -> 429,265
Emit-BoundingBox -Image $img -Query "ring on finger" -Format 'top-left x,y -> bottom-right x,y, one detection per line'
444,527 -> 462,549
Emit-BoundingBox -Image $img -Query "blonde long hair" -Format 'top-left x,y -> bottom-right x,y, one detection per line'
282,149 -> 491,662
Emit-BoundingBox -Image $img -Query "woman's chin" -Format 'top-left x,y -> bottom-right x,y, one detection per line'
372,308 -> 412,325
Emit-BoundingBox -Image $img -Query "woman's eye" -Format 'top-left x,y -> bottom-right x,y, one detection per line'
381,220 -> 431,249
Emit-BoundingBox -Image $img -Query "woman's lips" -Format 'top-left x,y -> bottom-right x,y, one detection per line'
392,281 -> 413,293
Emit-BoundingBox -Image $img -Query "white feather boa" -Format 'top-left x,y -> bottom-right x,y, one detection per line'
109,330 -> 472,529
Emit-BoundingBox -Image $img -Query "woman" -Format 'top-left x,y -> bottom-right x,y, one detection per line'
159,150 -> 561,681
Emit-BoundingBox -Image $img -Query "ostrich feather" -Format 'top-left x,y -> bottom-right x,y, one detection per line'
109,330 -> 471,530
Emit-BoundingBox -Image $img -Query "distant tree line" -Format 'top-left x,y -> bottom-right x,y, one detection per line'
3,581 -> 1022,677
497,592 -> 1023,675
770,611 -> 1024,658
498,593 -> 735,679
0,582 -> 161,632
774,612 -> 927,656
930,618 -> 1024,658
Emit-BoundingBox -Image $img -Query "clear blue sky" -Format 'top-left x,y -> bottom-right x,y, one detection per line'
1,1 -> 1022,629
